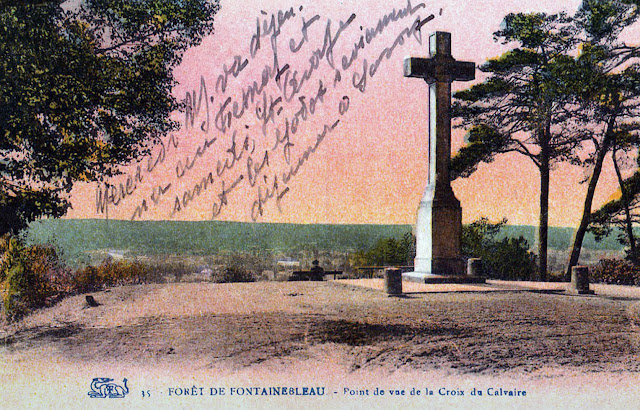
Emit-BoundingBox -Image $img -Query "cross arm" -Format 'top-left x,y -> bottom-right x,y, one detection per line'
404,57 -> 436,80
404,57 -> 476,83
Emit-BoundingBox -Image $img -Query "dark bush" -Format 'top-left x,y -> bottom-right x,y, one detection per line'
462,218 -> 536,280
546,270 -> 566,282
591,258 -> 640,286
212,266 -> 255,283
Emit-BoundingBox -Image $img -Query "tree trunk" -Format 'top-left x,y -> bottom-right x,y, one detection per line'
538,148 -> 550,281
566,134 -> 614,279
612,147 -> 637,262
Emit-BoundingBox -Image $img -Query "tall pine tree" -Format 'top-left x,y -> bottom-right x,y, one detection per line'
452,12 -> 583,280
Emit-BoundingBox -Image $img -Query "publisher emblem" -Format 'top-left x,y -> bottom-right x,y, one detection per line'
87,378 -> 129,398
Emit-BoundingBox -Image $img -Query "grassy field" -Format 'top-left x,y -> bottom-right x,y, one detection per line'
498,224 -> 624,251
25,218 -> 626,266
25,219 -> 413,265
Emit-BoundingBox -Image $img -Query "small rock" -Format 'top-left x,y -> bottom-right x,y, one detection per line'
86,295 -> 100,307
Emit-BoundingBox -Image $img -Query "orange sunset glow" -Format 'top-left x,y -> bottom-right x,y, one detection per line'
65,0 -> 623,227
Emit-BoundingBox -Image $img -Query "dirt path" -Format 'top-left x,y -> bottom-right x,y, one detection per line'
2,281 -> 640,408
3,281 -> 640,373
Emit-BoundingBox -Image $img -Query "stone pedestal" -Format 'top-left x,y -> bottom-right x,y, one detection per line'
403,187 -> 485,283
384,268 -> 403,296
567,266 -> 594,295
402,188 -> 485,284
414,187 -> 464,274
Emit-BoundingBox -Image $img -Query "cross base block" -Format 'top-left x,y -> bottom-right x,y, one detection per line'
565,288 -> 595,295
404,257 -> 486,284
403,271 -> 486,284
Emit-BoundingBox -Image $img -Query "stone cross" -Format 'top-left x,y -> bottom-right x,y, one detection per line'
402,32 -> 480,282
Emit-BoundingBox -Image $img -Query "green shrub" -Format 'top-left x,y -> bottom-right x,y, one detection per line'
0,235 -> 72,320
73,258 -> 152,292
0,235 -> 167,321
591,258 -> 640,285
351,232 -> 414,267
212,266 -> 255,283
462,218 -> 536,280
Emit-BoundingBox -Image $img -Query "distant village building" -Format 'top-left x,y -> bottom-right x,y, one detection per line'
276,257 -> 301,271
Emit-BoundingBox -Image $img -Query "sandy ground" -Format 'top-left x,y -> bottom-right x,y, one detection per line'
2,280 -> 640,409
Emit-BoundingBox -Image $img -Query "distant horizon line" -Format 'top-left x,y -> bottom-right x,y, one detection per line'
43,217 -> 587,230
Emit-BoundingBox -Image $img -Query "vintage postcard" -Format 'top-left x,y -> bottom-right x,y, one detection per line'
2,0 -> 640,408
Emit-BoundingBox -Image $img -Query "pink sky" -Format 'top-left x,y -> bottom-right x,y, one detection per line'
66,0 -> 627,227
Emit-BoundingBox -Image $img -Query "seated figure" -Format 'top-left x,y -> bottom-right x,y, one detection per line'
309,259 -> 324,281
